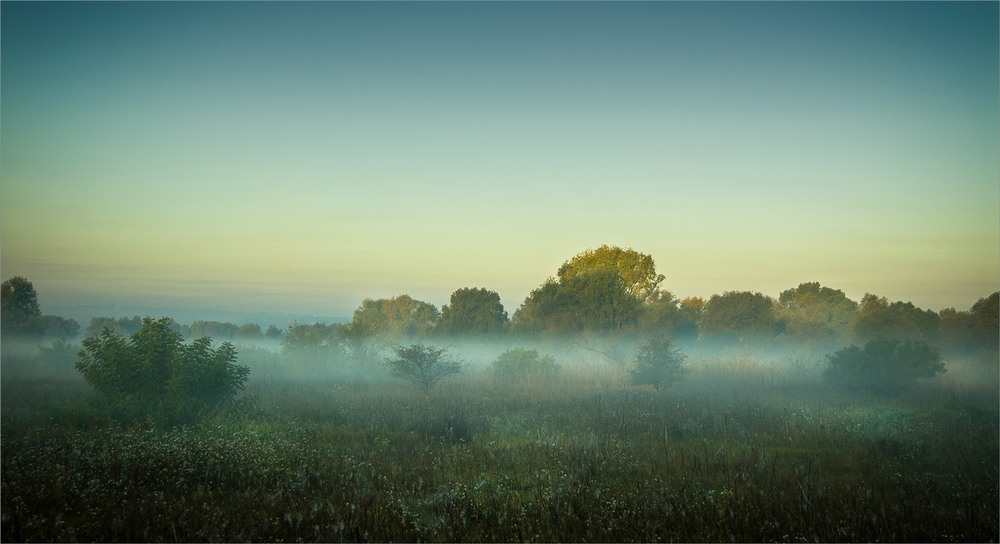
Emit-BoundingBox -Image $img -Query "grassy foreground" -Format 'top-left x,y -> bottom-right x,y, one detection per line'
2,352 -> 997,542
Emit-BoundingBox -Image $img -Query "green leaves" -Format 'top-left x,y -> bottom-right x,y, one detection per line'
438,288 -> 509,336
630,335 -> 689,391
489,348 -> 559,382
384,344 -> 463,392
557,245 -> 663,301
75,317 -> 251,426
824,338 -> 945,395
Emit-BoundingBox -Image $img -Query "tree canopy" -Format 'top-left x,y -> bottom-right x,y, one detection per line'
383,344 -> 463,391
699,291 -> 777,340
557,245 -> 664,301
76,317 -> 250,425
341,295 -> 440,363
513,268 -> 641,335
630,335 -> 689,391
851,294 -> 939,344
824,338 -> 945,395
777,282 -> 857,345
1,276 -> 42,336
437,287 -> 509,336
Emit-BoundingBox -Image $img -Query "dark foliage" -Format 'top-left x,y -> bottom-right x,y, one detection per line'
75,317 -> 250,425
384,344 -> 463,391
630,335 -> 690,391
824,338 -> 945,395
489,348 -> 559,382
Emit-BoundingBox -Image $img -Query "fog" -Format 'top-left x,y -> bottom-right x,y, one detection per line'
3,308 -> 997,542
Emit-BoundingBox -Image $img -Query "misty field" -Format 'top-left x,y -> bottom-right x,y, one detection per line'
2,348 -> 997,542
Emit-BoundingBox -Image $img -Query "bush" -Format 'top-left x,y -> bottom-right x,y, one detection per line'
824,338 -> 945,395
384,344 -> 463,391
489,348 -> 559,382
630,335 -> 689,391
76,317 -> 250,425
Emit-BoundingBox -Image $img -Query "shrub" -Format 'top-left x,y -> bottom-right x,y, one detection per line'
824,338 -> 945,395
76,317 -> 250,425
384,344 -> 463,391
630,335 -> 689,391
489,348 -> 559,382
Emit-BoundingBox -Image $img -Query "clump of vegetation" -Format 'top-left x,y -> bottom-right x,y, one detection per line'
384,344 -> 463,391
824,337 -> 945,395
630,335 -> 689,391
75,317 -> 250,425
489,348 -> 559,382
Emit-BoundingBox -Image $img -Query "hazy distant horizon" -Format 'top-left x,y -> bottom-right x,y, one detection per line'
3,2 -> 997,321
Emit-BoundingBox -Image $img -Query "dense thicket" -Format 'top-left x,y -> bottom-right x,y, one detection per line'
76,318 -> 250,425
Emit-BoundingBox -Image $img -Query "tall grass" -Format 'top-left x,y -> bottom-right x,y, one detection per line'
2,352 -> 997,542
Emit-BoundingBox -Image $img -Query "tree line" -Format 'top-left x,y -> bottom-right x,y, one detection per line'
2,244 -> 997,359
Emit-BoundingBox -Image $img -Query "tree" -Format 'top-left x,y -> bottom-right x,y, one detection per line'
437,287 -> 509,336
638,290 -> 698,339
383,344 -> 463,391
86,316 -> 143,337
969,292 -> 999,353
851,294 -> 939,344
557,245 -> 664,301
630,335 -> 689,391
489,348 -> 559,382
282,321 -> 345,357
512,269 -> 641,336
699,291 -> 777,341
189,321 -> 240,340
76,317 -> 250,425
776,282 -> 857,346
234,323 -> 263,340
1,276 -> 42,336
936,307 -> 975,355
345,295 -> 439,356
264,325 -> 284,341
824,338 -> 945,395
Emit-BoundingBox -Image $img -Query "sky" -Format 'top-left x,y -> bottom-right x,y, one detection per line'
2,1 -> 998,324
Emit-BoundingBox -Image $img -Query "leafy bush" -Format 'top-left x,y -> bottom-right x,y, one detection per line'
488,348 -> 559,382
384,344 -> 463,391
824,338 -> 945,395
76,317 -> 250,425
630,335 -> 689,391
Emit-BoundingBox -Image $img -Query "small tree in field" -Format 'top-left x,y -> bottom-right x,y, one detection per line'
489,348 -> 559,383
384,344 -> 463,391
630,335 -> 689,391
824,337 -> 945,395
76,317 -> 250,425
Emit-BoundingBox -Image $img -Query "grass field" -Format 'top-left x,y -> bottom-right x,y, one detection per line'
2,348 -> 997,542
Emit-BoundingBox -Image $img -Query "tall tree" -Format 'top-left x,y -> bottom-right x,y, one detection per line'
437,287 -> 509,336
1,276 -> 42,336
512,269 -> 640,336
344,295 -> 439,361
557,245 -> 664,301
699,291 -> 777,340
638,290 -> 698,339
776,282 -> 858,345
851,294 -> 939,344
969,292 -> 999,352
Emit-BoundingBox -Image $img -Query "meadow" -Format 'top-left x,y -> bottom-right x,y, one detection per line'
2,346 -> 997,542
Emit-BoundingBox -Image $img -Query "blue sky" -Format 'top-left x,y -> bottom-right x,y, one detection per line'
2,2 -> 998,321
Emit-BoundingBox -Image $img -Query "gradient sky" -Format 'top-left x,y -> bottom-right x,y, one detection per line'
2,2 -> 998,321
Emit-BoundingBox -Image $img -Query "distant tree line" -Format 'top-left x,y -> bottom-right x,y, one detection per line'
3,246 -> 997,359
